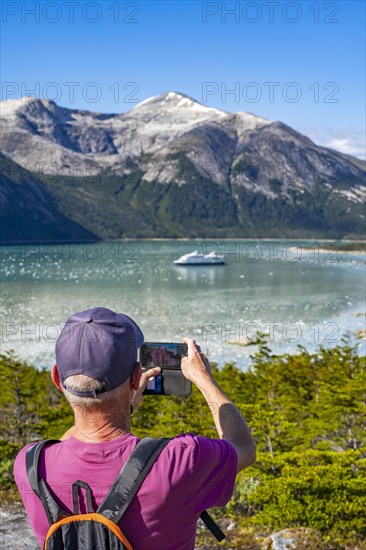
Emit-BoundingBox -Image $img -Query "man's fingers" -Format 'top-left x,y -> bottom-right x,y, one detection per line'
182,337 -> 207,368
183,337 -> 200,358
141,366 -> 161,383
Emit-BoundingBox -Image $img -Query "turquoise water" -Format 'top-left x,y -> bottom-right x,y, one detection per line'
0,240 -> 365,369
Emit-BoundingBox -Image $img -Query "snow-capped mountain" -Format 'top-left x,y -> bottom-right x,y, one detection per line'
1,92 -> 365,242
0,92 -> 269,180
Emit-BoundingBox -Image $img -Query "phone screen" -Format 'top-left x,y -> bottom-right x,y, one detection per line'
140,342 -> 188,369
140,343 -> 191,395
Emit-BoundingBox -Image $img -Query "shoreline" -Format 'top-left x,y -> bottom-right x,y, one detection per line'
298,247 -> 366,256
1,237 -> 365,246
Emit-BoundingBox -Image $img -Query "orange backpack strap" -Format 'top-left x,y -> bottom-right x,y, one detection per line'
26,439 -> 69,525
97,437 -> 170,523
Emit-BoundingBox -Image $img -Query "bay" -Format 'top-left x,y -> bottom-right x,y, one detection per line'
1,240 -> 365,369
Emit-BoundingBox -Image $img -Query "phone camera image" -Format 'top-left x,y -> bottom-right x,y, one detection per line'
141,343 -> 191,396
141,343 -> 187,369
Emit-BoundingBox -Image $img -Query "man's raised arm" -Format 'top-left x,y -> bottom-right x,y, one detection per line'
181,338 -> 256,474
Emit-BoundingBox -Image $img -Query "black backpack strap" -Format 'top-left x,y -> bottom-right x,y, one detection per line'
25,439 -> 69,525
97,437 -> 170,523
199,510 -> 225,542
97,437 -> 226,542
72,480 -> 94,514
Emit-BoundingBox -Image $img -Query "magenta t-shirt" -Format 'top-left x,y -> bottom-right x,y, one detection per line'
14,432 -> 237,549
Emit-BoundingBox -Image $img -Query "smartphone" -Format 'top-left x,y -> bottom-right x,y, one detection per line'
140,342 -> 191,396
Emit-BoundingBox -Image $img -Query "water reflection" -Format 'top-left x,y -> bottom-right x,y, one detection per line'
173,265 -> 226,285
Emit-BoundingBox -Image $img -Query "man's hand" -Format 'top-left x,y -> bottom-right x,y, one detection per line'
181,338 -> 213,386
131,366 -> 161,410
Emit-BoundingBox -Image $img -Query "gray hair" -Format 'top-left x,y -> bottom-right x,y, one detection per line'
62,374 -> 127,408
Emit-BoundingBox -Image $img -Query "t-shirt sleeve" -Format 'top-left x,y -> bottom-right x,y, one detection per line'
186,434 -> 238,511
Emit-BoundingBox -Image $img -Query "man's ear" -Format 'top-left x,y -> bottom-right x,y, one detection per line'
130,362 -> 142,390
51,364 -> 63,392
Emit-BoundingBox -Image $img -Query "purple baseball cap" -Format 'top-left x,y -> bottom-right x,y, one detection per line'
55,307 -> 144,398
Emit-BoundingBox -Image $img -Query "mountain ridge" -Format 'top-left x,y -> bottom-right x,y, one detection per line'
1,93 -> 365,242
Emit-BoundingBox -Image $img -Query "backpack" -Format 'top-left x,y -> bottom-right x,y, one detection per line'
26,438 -> 225,549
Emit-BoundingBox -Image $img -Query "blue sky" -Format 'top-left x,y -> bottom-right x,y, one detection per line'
1,0 -> 365,158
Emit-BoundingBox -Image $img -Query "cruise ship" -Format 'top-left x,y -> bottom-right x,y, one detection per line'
173,251 -> 225,266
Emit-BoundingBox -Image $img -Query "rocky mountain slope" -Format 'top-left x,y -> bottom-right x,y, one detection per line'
1,92 -> 365,241
0,153 -> 97,244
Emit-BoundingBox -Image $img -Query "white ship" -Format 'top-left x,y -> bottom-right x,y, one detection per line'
173,250 -> 225,265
